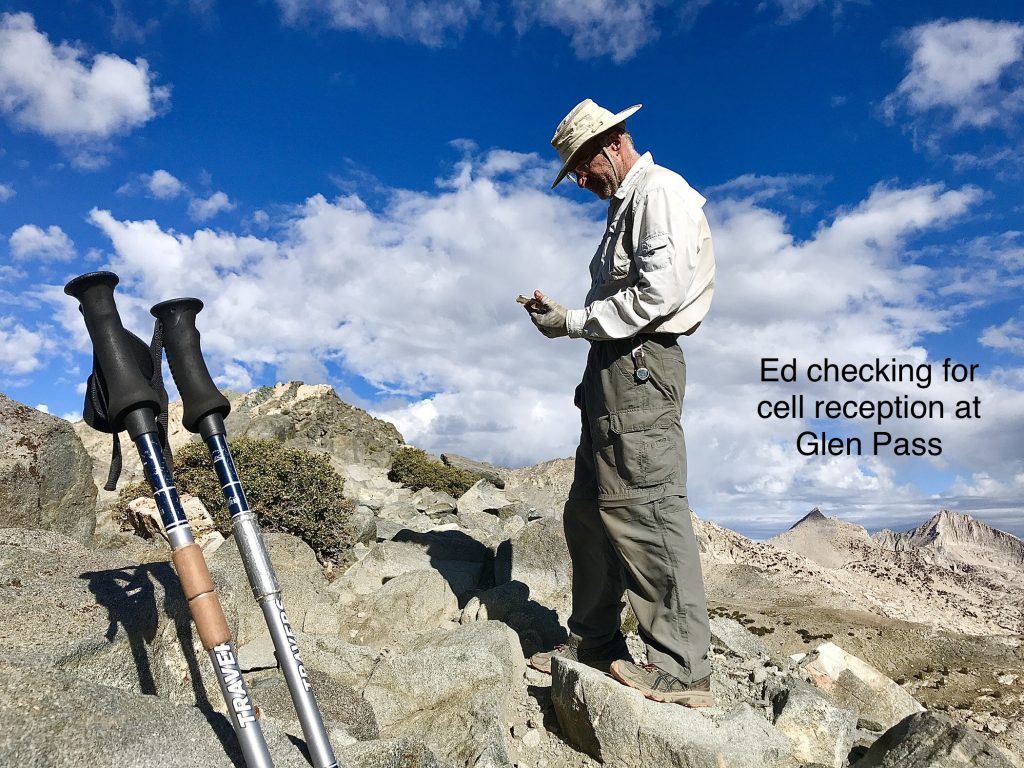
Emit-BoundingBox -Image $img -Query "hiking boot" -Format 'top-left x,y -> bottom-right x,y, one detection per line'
609,660 -> 715,707
528,636 -> 629,675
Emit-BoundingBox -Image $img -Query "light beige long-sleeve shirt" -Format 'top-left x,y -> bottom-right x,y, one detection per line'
565,152 -> 715,340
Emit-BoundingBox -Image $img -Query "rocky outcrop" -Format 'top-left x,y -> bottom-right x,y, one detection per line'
857,710 -> 1019,767
225,382 -> 404,470
352,568 -> 460,645
209,531 -> 342,637
456,479 -> 512,533
248,667 -> 379,743
770,679 -> 858,768
335,529 -> 490,601
0,394 -> 96,542
552,658 -> 796,767
503,457 -> 574,516
336,739 -> 453,768
490,517 -> 571,654
550,658 -> 646,765
361,621 -> 524,767
0,527 -> 187,698
640,703 -> 797,768
710,616 -> 771,658
75,382 -> 405,504
8,382 -> 1023,768
494,517 -> 570,605
0,663 -> 316,768
441,453 -> 508,488
126,493 -> 224,553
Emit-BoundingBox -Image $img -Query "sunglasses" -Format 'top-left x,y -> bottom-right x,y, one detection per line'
567,140 -> 613,184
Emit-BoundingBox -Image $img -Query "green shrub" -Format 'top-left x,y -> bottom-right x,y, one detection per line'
117,438 -> 353,564
115,480 -> 153,530
621,603 -> 639,635
387,446 -> 480,497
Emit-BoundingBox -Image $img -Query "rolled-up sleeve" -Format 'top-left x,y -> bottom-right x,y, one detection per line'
566,185 -> 708,340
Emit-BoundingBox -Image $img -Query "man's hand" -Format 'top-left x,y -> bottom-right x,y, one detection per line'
526,290 -> 569,339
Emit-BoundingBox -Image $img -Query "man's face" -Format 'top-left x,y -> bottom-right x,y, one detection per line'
572,140 -> 620,200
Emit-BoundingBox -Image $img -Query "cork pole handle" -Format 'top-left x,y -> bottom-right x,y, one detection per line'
172,543 -> 231,649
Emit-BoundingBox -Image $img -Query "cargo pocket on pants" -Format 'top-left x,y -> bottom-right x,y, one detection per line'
604,407 -> 678,489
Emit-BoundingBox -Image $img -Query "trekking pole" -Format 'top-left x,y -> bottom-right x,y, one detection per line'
64,272 -> 274,768
150,297 -> 338,768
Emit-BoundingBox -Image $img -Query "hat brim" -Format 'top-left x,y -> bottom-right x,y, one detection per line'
551,104 -> 642,188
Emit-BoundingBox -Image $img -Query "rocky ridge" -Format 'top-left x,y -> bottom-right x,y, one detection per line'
708,507 -> 1023,638
2,383 -> 1022,768
73,381 -> 404,512
875,509 -> 1024,571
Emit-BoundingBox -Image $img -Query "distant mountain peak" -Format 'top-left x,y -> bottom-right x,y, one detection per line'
917,510 -> 982,541
790,507 -> 827,530
933,508 -> 974,526
881,509 -> 1024,569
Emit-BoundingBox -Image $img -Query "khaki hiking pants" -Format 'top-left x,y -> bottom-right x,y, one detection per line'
564,334 -> 712,684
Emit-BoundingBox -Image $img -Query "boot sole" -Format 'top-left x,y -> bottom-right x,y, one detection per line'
609,665 -> 716,708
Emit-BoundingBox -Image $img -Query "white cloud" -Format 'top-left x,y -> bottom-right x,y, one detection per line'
110,0 -> 159,44
883,18 -> 1024,134
270,0 -> 860,64
9,224 -> 75,261
188,191 -> 235,221
147,169 -> 185,199
0,182 -> 13,202
0,12 -> 169,165
34,403 -> 49,413
71,150 -> 1023,537
705,172 -> 829,213
680,179 -> 1024,535
683,0 -> 850,31
771,0 -> 826,22
0,316 -> 52,375
948,471 -> 1021,497
513,0 -> 659,63
83,149 -> 595,468
251,209 -> 271,230
980,318 -> 1024,355
276,0 -> 480,46
933,232 -> 1024,301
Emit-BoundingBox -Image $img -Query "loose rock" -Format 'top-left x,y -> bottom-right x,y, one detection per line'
858,710 -> 1019,767
771,678 -> 858,768
800,642 -> 924,730
1,394 -> 96,543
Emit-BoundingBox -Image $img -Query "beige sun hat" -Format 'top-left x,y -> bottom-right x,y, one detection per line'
550,99 -> 642,188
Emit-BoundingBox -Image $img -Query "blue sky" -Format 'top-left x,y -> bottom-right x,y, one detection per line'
1,0 -> 1022,538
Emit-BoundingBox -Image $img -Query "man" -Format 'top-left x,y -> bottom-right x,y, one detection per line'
524,99 -> 716,707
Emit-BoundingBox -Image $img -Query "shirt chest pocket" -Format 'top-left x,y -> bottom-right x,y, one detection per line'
605,222 -> 633,280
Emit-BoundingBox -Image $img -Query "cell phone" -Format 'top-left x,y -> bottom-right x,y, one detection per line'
518,294 -> 543,312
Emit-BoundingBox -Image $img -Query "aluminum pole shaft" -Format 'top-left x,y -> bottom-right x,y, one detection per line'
137,431 -> 275,768
208,433 -> 337,768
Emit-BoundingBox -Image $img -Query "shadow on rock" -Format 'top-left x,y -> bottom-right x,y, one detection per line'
81,563 -> 243,767
390,528 -> 494,603
465,580 -> 566,658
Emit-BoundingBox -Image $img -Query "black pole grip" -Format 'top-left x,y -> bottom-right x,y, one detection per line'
150,298 -> 231,434
64,271 -> 161,433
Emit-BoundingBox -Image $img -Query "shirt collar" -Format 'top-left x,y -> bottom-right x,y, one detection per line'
613,152 -> 653,200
